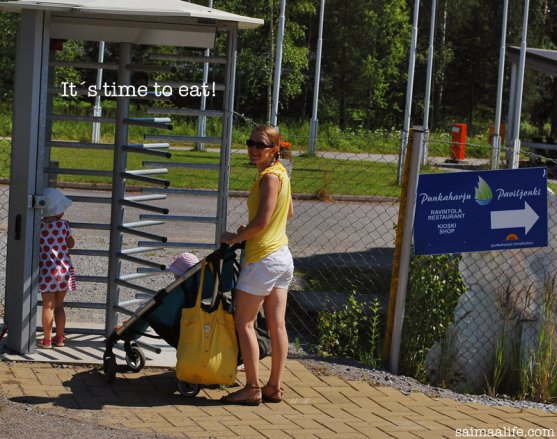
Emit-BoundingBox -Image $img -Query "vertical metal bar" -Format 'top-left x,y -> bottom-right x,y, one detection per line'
33,11 -> 52,349
44,41 -> 57,190
389,127 -> 423,374
509,0 -> 530,169
308,0 -> 325,155
397,0 -> 420,185
105,42 -> 131,335
506,62 -> 518,167
422,0 -> 437,166
270,0 -> 286,127
92,41 -> 105,143
5,10 -> 50,354
384,127 -> 413,365
196,0 -> 214,152
215,26 -> 237,244
491,0 -> 509,170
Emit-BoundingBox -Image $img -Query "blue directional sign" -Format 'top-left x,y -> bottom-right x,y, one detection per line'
413,167 -> 548,255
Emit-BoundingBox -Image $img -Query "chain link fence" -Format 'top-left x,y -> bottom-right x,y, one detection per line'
1,28 -> 556,400
402,136 -> 557,399
2,82 -> 557,400
227,116 -> 401,349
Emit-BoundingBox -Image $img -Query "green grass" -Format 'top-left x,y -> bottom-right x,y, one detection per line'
0,140 -> 403,197
0,102 -> 493,156
38,147 -> 403,198
0,103 -> 497,197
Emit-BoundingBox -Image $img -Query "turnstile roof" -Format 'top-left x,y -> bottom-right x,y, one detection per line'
0,0 -> 264,30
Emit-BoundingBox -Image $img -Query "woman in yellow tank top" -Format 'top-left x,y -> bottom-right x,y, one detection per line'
220,124 -> 294,405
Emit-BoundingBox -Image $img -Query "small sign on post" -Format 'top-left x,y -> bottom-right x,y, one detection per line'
449,123 -> 467,161
414,167 -> 548,255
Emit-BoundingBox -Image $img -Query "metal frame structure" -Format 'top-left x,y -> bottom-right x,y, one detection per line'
1,0 -> 262,354
506,46 -> 557,160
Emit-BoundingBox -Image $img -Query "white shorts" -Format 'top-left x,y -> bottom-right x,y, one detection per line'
236,245 -> 294,296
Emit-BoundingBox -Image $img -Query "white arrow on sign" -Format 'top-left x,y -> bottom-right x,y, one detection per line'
490,201 -> 539,235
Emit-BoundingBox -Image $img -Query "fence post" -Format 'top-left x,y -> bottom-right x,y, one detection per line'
384,126 -> 423,374
48,161 -> 58,187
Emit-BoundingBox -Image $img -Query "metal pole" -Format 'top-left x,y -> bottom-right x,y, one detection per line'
506,62 -> 518,166
270,0 -> 286,127
92,41 -> 105,143
422,0 -> 437,166
397,0 -> 420,185
509,0 -> 530,169
216,26 -> 237,244
390,127 -> 423,374
5,10 -> 49,354
491,0 -> 509,170
196,0 -> 214,152
308,0 -> 325,155
105,42 -> 131,335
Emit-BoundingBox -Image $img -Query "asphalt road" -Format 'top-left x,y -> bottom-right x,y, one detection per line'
0,185 -> 399,326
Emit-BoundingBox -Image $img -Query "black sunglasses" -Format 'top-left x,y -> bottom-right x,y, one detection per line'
246,139 -> 273,149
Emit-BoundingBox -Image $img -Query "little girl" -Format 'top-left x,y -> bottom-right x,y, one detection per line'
38,188 -> 76,349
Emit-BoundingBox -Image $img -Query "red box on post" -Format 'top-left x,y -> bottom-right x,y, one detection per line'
450,123 -> 467,161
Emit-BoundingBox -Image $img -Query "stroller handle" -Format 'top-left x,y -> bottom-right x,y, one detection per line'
218,241 -> 245,255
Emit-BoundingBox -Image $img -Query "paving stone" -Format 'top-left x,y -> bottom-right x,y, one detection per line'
316,375 -> 350,386
385,432 -> 424,439
406,406 -> 452,420
227,425 -> 263,436
351,426 -> 402,438
413,419 -> 457,432
277,433 -> 319,439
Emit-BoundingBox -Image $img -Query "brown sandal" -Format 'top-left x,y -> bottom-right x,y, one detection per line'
221,384 -> 262,406
261,384 -> 283,403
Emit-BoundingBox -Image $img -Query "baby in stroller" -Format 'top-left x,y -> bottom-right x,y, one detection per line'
168,252 -> 199,278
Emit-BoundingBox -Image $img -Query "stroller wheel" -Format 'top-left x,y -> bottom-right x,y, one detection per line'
125,345 -> 146,372
103,355 -> 117,383
177,381 -> 201,397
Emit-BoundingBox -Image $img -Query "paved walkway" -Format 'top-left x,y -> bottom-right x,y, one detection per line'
1,345 -> 557,438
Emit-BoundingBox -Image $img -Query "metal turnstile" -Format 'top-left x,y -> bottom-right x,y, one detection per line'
3,4 -> 250,353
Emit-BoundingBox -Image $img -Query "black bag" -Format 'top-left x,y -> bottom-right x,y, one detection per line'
221,292 -> 271,365
253,310 -> 272,362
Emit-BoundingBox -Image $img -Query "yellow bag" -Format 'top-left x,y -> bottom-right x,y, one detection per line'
175,260 -> 238,386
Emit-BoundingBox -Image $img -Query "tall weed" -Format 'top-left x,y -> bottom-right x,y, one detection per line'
524,275 -> 557,403
315,292 -> 383,368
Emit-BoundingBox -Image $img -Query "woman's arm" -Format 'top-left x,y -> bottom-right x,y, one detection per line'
221,173 -> 280,245
288,196 -> 294,219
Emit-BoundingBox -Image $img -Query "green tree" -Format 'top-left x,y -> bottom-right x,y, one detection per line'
425,0 -> 557,133
210,0 -> 316,122
319,0 -> 410,130
0,12 -> 19,100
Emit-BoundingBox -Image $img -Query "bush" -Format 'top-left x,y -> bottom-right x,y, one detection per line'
399,253 -> 466,380
315,292 -> 382,368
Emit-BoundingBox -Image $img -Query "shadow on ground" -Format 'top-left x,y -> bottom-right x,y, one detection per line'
10,367 -> 235,410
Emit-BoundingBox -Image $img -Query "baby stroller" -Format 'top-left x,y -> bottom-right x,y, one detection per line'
103,243 -> 270,397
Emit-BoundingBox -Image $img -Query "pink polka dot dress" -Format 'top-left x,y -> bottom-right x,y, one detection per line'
38,219 -> 76,293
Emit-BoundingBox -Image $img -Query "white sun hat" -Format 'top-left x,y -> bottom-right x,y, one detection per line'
43,188 -> 72,217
